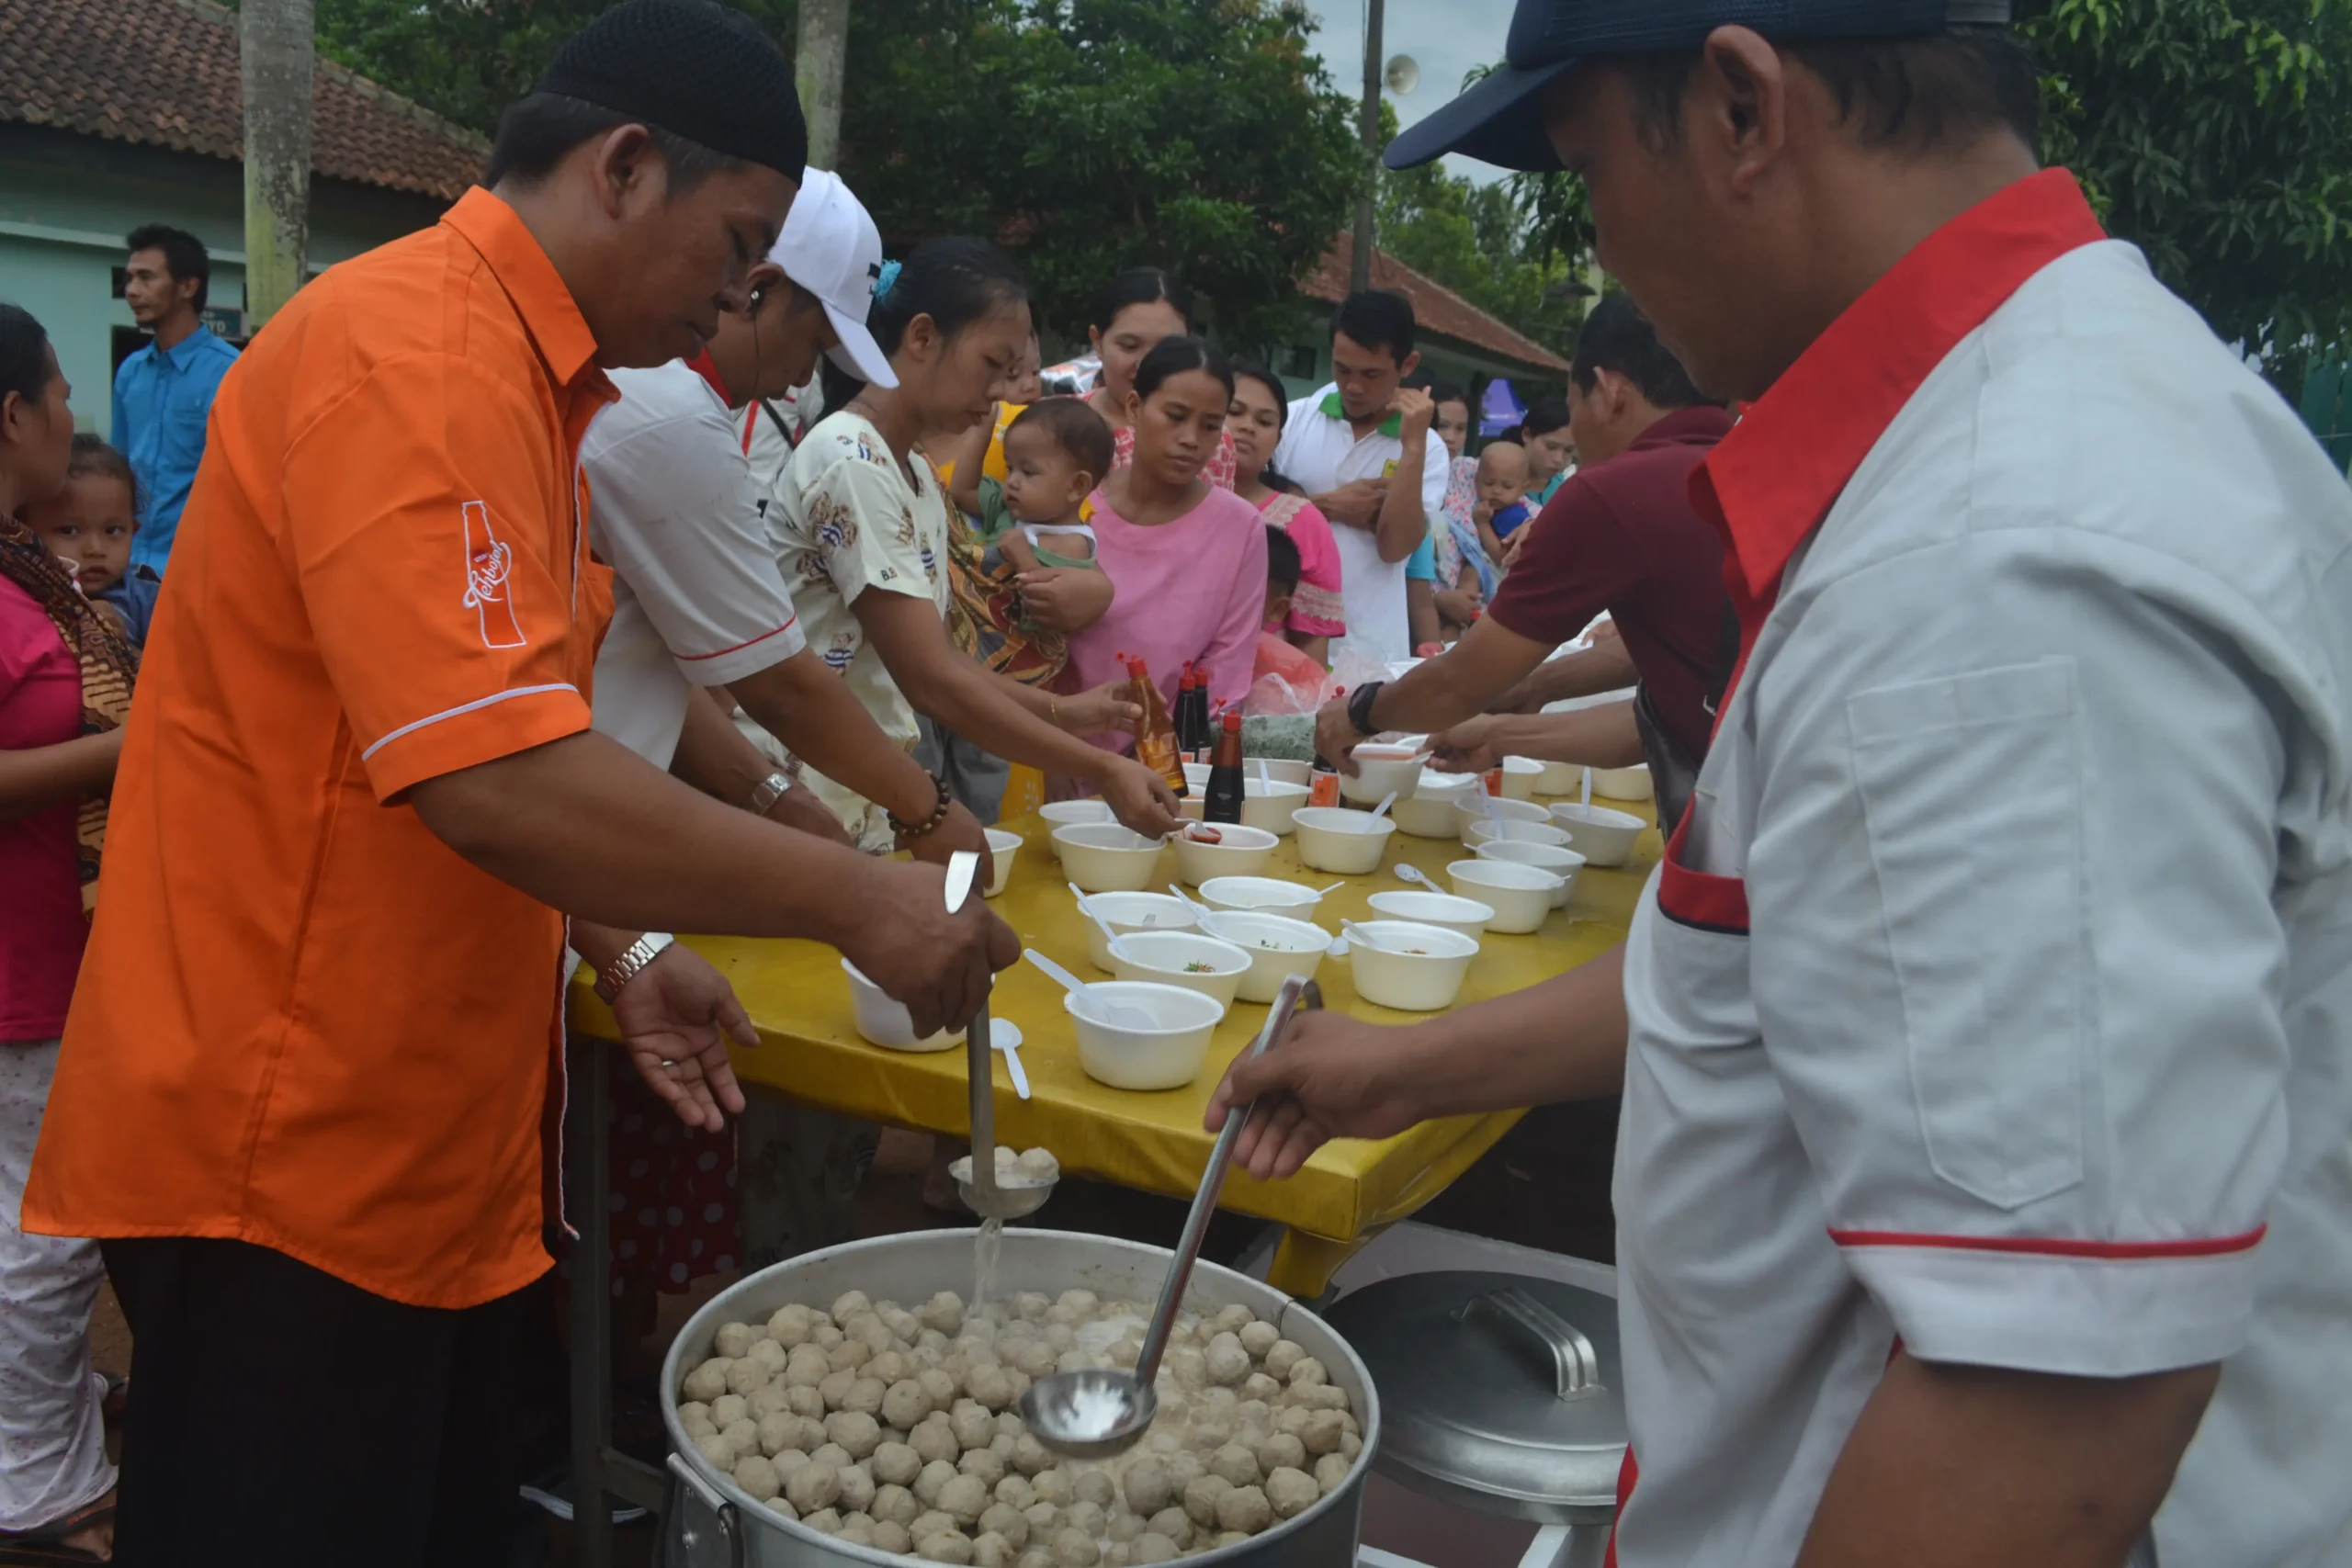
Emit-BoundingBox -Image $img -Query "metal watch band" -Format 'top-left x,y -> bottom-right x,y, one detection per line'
747,771 -> 793,817
594,931 -> 675,1004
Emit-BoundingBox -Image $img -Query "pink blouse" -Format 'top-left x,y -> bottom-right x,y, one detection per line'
1068,484 -> 1267,744
1257,492 -> 1345,640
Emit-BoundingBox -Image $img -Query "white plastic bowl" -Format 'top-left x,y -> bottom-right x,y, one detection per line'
1550,802 -> 1646,868
1170,823 -> 1280,886
1187,778 -> 1311,836
1367,889 -> 1497,939
1106,930 -> 1252,1014
1068,981 -> 1224,1091
1476,840 -> 1588,906
1198,876 -> 1325,924
1390,770 -> 1477,839
1340,744 -> 1429,807
1039,799 -> 1114,859
1077,891 -> 1198,971
1532,760 -> 1583,795
1591,764 -> 1653,802
1254,759 -> 1314,787
1292,807 -> 1399,876
1464,818 -> 1575,850
1498,757 -> 1544,801
1053,822 -> 1170,893
1445,859 -> 1559,934
982,828 -> 1022,897
1196,911 -> 1332,1004
841,958 -> 965,1052
1344,920 -> 1481,1012
1453,795 -> 1553,842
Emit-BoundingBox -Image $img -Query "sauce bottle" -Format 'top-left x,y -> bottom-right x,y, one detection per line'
1204,712 -> 1247,825
1308,750 -> 1341,809
1126,654 -> 1187,796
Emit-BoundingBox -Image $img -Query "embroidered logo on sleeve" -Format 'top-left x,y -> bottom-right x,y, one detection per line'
461,500 -> 527,649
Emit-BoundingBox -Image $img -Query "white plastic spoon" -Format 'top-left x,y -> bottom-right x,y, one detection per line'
1167,884 -> 1213,918
1340,919 -> 1398,954
1581,767 -> 1593,810
986,1018 -> 1032,1100
1311,881 -> 1346,898
1069,882 -> 1121,945
1024,948 -> 1156,1029
1396,863 -> 1444,895
1368,790 -> 1399,823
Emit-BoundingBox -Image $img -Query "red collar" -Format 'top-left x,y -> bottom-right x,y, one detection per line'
686,350 -> 731,406
1691,169 -> 2107,600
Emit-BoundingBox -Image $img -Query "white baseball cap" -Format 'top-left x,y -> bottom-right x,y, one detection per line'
769,167 -> 898,389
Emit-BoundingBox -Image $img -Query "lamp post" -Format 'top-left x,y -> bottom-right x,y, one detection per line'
1351,0 -> 1385,295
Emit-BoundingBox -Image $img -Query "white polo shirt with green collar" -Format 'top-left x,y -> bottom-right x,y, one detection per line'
1273,384 -> 1451,668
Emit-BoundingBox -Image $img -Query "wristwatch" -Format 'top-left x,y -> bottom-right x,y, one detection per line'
747,771 -> 793,817
1346,680 -> 1387,738
594,931 -> 674,1004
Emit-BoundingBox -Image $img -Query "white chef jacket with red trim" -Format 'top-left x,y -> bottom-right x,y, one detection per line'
1610,171 -> 2352,1566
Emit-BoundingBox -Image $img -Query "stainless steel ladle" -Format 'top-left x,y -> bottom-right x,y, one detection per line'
1016,974 -> 1321,1458
945,850 -> 1054,1222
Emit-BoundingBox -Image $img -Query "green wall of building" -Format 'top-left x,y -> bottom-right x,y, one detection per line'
0,125 -> 454,439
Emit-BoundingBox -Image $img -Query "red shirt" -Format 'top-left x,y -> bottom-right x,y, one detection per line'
1486,406 -> 1735,761
0,577 -> 85,1041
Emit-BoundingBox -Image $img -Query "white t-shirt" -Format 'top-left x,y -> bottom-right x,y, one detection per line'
1614,183 -> 2352,1565
1272,384 -> 1450,668
747,409 -> 954,851
582,361 -> 806,769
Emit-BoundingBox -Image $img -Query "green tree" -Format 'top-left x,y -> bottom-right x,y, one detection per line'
311,0 -> 1361,350
1374,100 -> 1583,357
2019,0 -> 2352,378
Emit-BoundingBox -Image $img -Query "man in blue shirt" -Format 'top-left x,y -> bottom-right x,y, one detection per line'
111,225 -> 238,572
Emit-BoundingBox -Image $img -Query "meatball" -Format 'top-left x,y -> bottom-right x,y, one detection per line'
1313,1452 -> 1351,1492
1254,1432 -> 1306,1475
1047,1527 -> 1101,1567
959,1448 -> 1007,1487
1119,1457 -> 1173,1516
1146,1506 -> 1192,1547
916,1530 -> 975,1564
918,1291 -> 967,1337
939,1472 -> 991,1526
1286,1357 -> 1329,1390
1261,1340 -> 1305,1382
994,1473 -> 1036,1511
1031,1468 -> 1075,1506
885,1378 -> 933,1431
826,1410 -> 883,1460
767,1304 -> 816,1347
1237,1320 -> 1280,1359
1181,1475 -> 1231,1529
1265,1465 -> 1319,1520
874,1481 -> 919,1524
682,1358 -> 730,1404
714,1321 -> 759,1359
915,1457 -> 961,1506
836,1462 -> 877,1515
1300,1409 -> 1346,1457
872,1520 -> 915,1554
1206,1443 -> 1260,1488
967,1363 -> 1016,1412
841,1377 -> 888,1420
784,1461 -> 841,1513
1215,1483 -> 1273,1535
978,1500 -> 1030,1547
1131,1534 -> 1179,1564
731,1453 -> 780,1502
873,1441 -> 922,1487
911,1419 -> 962,1466
1073,1469 -> 1115,1508
972,1532 -> 1016,1568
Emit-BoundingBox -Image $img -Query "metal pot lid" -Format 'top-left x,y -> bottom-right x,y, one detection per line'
1325,1270 -> 1625,1517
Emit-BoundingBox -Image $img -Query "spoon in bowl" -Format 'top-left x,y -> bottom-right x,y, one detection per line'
1023,948 -> 1158,1030
1395,863 -> 1445,895
1340,919 -> 1399,954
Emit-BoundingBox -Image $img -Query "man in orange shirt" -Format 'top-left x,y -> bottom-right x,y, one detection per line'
19,3 -> 1016,1562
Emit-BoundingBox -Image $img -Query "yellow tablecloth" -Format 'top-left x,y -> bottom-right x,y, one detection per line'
571,796 -> 1657,1294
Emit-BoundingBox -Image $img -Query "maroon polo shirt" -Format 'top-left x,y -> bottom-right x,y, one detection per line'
1487,404 -> 1736,761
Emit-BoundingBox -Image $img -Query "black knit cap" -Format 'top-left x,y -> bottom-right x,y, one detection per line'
537,0 -> 808,177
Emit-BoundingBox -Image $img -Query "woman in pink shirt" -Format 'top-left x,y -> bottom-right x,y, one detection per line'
0,304 -> 127,1562
1069,337 -> 1266,738
1227,361 -> 1345,665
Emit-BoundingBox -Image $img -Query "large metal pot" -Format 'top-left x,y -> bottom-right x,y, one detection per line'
662,1227 -> 1381,1567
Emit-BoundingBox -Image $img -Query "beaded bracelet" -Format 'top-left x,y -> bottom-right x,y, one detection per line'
890,772 -> 954,840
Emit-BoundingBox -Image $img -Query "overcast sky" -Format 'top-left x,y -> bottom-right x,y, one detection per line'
1301,0 -> 1520,183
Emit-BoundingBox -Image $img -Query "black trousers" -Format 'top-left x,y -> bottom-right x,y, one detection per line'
101,1235 -> 538,1568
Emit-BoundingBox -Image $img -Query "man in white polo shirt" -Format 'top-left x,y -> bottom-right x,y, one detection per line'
1215,5 -> 2352,1566
1272,289 -> 1446,667
583,168 -> 989,867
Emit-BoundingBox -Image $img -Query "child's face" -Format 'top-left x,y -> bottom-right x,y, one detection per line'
1001,422 -> 1091,525
1476,444 -> 1530,512
1433,399 -> 1472,458
999,334 -> 1044,407
26,472 -> 135,596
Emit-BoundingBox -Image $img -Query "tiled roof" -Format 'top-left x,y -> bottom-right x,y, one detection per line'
0,0 -> 487,201
1306,231 -> 1570,377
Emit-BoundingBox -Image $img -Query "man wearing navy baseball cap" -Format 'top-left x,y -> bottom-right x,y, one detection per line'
1218,6 -> 2352,1567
